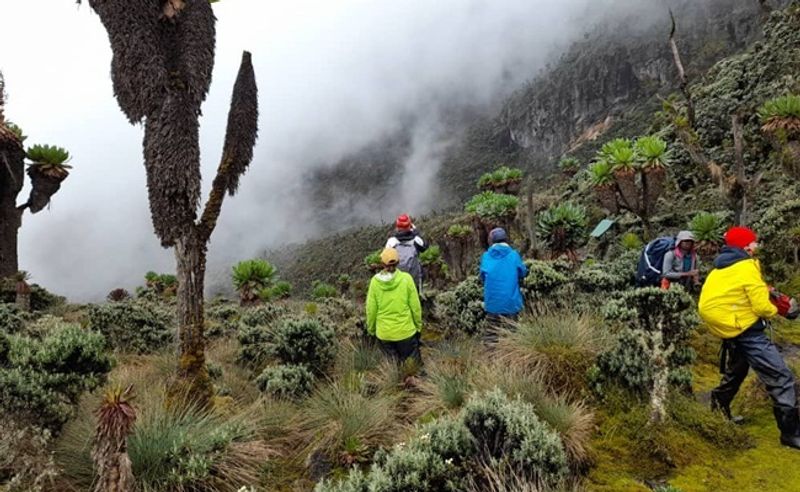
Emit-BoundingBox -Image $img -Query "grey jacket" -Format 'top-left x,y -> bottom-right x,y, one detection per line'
662,249 -> 699,281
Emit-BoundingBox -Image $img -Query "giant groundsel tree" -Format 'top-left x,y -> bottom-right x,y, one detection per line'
82,0 -> 259,404
0,71 -> 73,278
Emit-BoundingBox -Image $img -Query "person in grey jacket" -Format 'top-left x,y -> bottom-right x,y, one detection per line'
662,230 -> 700,290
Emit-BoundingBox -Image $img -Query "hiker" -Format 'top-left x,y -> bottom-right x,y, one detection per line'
661,230 -> 701,290
385,214 -> 428,294
479,228 -> 527,341
699,226 -> 800,449
366,247 -> 423,367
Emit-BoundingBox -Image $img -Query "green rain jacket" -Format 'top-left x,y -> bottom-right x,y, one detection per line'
366,269 -> 422,342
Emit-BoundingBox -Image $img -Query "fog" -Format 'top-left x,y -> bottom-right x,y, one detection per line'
1,0 -> 665,301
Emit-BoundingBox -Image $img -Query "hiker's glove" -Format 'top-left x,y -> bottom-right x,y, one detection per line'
787,298 -> 800,321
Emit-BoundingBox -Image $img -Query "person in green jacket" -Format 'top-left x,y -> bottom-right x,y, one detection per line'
366,247 -> 423,365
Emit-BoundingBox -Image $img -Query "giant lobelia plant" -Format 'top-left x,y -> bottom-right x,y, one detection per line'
81,0 -> 259,404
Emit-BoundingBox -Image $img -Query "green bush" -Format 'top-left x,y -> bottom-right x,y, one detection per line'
205,302 -> 240,337
537,202 -> 588,255
312,280 -> 339,300
239,303 -> 287,328
236,324 -> 274,369
87,300 -> 174,354
754,199 -> 800,277
419,245 -> 443,266
523,260 -> 569,299
435,277 -> 486,335
572,262 -> 629,293
0,303 -> 24,333
232,259 -> 276,304
1,324 -> 112,432
0,281 -> 64,311
256,363 -> 314,400
465,191 -> 519,221
270,318 -> 336,372
593,288 -> 698,397
317,390 -> 567,491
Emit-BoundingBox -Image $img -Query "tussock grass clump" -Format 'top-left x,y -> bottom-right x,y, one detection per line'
55,355 -> 275,492
410,338 -> 480,417
475,363 -> 594,467
299,378 -> 404,466
496,313 -> 610,392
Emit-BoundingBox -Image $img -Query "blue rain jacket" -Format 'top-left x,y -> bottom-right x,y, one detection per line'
479,243 -> 527,315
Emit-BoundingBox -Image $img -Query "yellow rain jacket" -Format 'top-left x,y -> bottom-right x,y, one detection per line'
698,247 -> 777,339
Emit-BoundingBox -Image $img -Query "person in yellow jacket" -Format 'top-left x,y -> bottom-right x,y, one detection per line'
366,248 -> 423,365
699,226 -> 800,449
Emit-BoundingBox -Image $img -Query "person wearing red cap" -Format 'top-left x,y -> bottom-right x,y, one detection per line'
699,226 -> 800,449
385,214 -> 428,293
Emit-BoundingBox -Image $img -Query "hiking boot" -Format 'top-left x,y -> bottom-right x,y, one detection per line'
774,407 -> 800,450
711,394 -> 745,425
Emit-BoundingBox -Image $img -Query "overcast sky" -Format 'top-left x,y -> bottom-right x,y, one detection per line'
1,0 -> 662,300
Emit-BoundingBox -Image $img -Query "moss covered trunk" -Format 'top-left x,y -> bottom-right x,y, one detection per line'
172,232 -> 212,406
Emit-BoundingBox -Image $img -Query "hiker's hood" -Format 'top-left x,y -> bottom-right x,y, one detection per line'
488,243 -> 512,259
393,229 -> 417,242
714,246 -> 750,269
374,270 -> 402,290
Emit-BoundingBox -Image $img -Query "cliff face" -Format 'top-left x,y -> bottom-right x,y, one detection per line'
499,0 -> 778,167
305,0 -> 782,220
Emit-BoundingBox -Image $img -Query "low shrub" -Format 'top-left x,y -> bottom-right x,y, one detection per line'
317,390 -> 567,491
434,276 -> 486,335
87,300 -> 174,354
593,288 -> 698,421
1,323 -> 112,432
312,281 -> 339,300
522,260 -> 569,312
496,313 -> 609,393
0,281 -> 65,311
270,318 -> 337,372
239,303 -> 287,328
302,379 -> 403,466
620,232 -> 643,251
269,280 -> 293,300
0,303 -> 24,333
205,303 -> 240,338
236,324 -> 274,369
0,420 -> 58,492
256,364 -> 315,400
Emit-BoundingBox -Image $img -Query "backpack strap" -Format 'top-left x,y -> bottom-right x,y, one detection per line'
644,241 -> 661,275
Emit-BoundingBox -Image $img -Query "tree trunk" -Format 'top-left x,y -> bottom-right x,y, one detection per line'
170,231 -> 212,407
0,138 -> 25,279
0,204 -> 21,278
669,10 -> 696,129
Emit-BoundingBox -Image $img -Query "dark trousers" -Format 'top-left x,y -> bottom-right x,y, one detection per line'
483,313 -> 519,345
711,321 -> 797,413
379,332 -> 422,366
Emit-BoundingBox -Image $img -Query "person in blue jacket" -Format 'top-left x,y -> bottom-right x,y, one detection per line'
479,228 -> 527,340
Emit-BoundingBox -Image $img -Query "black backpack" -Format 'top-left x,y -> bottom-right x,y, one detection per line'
636,237 -> 675,287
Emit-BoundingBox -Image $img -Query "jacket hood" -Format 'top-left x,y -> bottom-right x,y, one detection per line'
714,246 -> 750,269
374,270 -> 402,291
488,243 -> 512,259
393,229 -> 417,242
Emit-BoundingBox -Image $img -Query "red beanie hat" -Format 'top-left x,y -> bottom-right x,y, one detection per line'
724,226 -> 758,249
396,214 -> 412,230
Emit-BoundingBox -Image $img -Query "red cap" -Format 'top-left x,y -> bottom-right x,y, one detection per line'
396,214 -> 412,230
724,226 -> 758,249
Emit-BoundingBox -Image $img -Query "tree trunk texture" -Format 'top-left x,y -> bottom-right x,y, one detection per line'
0,137 -> 25,278
170,231 -> 213,406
